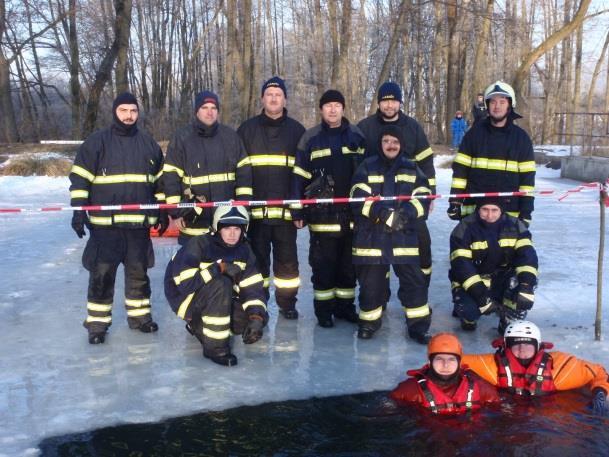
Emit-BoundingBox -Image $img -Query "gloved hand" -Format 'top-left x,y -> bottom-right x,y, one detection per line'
380,207 -> 408,231
177,192 -> 205,221
155,211 -> 170,236
519,212 -> 532,228
304,173 -> 335,199
478,296 -> 499,316
71,210 -> 88,238
515,284 -> 535,310
447,201 -> 462,220
242,315 -> 265,344
219,262 -> 242,283
592,389 -> 609,417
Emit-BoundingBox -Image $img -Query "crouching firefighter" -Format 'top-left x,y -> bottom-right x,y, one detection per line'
390,333 -> 500,415
164,206 -> 269,366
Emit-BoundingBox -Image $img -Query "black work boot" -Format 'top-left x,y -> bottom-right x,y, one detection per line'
460,319 -> 477,332
317,316 -> 334,328
334,308 -> 359,323
357,326 -> 375,339
409,331 -> 431,345
279,308 -> 299,320
128,317 -> 158,333
88,332 -> 106,344
204,349 -> 238,367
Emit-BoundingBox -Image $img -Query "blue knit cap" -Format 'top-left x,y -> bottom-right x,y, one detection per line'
261,76 -> 287,97
194,90 -> 219,113
377,81 -> 403,103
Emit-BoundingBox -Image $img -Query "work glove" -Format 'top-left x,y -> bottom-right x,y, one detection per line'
177,192 -> 206,221
447,201 -> 462,220
592,389 -> 609,417
155,211 -> 170,236
71,210 -> 88,238
380,207 -> 408,231
515,284 -> 535,310
518,213 -> 531,228
242,314 -> 265,344
219,262 -> 242,283
304,172 -> 335,199
478,296 -> 499,316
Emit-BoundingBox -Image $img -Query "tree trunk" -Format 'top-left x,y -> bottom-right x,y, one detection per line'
470,0 -> 494,107
68,0 -> 81,139
328,1 -> 340,88
445,0 -> 459,143
586,29 -> 609,113
114,0 -> 133,93
0,0 -> 20,142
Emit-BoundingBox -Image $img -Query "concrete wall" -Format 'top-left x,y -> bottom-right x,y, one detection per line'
561,156 -> 609,182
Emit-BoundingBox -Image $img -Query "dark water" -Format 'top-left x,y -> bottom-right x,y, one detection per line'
39,391 -> 609,457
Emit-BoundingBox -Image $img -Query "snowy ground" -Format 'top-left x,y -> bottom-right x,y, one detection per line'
0,165 -> 608,456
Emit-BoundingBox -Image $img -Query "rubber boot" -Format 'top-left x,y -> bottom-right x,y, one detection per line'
88,332 -> 106,344
461,319 -> 477,331
279,308 -> 299,320
334,307 -> 359,323
204,349 -> 238,367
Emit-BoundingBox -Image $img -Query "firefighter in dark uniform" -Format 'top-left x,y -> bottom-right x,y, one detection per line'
291,89 -> 366,328
358,82 -> 435,291
448,81 -> 535,225
350,125 -> 432,344
69,92 -> 168,344
164,206 -> 268,367
163,91 -> 253,245
237,77 -> 305,319
449,197 -> 538,333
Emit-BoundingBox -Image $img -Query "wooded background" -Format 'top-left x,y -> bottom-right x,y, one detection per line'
1,0 -> 608,148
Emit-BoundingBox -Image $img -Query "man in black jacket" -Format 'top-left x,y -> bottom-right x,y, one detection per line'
163,91 -> 253,245
471,93 -> 487,125
69,92 -> 167,344
237,77 -> 305,320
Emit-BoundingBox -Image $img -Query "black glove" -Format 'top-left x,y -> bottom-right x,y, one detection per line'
71,210 -> 88,238
515,284 -> 535,310
242,315 -> 265,344
155,211 -> 170,236
447,201 -> 462,220
220,262 -> 242,283
478,296 -> 499,316
592,390 -> 609,417
304,172 -> 335,199
380,207 -> 408,231
518,213 -> 531,228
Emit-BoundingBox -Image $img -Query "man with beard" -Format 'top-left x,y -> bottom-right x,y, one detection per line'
447,81 -> 535,226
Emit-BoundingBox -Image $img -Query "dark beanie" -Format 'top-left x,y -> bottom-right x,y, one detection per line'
319,89 -> 345,108
377,81 -> 402,103
475,196 -> 505,211
112,92 -> 138,112
194,90 -> 220,113
378,125 -> 406,157
261,76 -> 287,97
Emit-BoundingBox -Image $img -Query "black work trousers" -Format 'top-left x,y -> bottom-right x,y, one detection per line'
82,228 -> 154,333
248,221 -> 299,312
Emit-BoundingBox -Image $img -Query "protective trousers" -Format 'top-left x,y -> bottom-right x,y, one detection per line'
248,221 -> 300,312
82,228 -> 154,333
417,220 -> 432,287
356,264 -> 431,337
309,232 -> 356,321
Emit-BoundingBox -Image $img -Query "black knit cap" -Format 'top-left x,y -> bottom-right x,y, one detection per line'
194,90 -> 219,113
378,125 -> 405,157
261,76 -> 287,97
475,196 -> 505,211
319,89 -> 345,108
112,92 -> 138,112
377,81 -> 402,103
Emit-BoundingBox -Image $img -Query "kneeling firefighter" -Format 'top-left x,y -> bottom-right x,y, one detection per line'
164,206 -> 268,366
390,333 -> 500,414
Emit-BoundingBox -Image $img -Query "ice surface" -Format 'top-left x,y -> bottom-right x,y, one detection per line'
0,166 -> 608,456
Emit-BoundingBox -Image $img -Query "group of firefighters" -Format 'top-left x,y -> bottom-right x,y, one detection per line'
68,76 -> 609,415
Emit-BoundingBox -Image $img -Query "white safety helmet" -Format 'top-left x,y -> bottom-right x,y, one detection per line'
504,320 -> 541,351
484,80 -> 516,108
212,206 -> 250,232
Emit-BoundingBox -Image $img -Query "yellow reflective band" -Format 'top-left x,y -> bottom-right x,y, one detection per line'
201,269 -> 214,283
404,303 -> 431,318
184,172 -> 236,186
520,292 -> 535,301
350,182 -> 372,197
247,155 -> 296,167
71,165 -> 95,182
274,276 -> 301,288
314,288 -> 335,300
236,187 -> 253,196
515,239 -> 533,249
86,316 -> 112,323
518,161 -> 536,172
352,247 -> 382,257
88,216 -> 112,225
421,267 -> 432,275
174,268 -> 198,285
93,174 -> 152,184
450,249 -> 472,260
263,277 -> 271,288
234,261 -> 247,270
393,247 -> 419,256
415,147 -> 433,161
202,315 -> 231,326
342,146 -> 365,155
180,227 -> 210,236
470,241 -> 488,250
359,306 -> 383,321
70,189 -> 89,199
386,271 -> 391,279
177,293 -> 194,319
519,185 -> 535,192
395,174 -> 416,183
428,178 -> 436,186
362,200 -> 373,217
503,298 -> 517,310
127,308 -> 151,317
293,166 -> 312,179
506,211 -> 519,217
499,238 -> 517,248
114,214 -> 146,223
250,207 -> 290,220
454,153 -> 472,167
125,298 -> 150,307
202,328 -> 231,340
153,170 -> 163,182
163,163 -> 185,177
470,157 -> 519,172
239,273 -> 264,288
461,204 -> 476,216
87,302 -> 112,312
335,288 -> 355,299
290,202 -> 303,210
155,192 -> 166,201
463,275 -> 483,290
199,262 -> 214,269
516,266 -> 538,276
411,199 -> 424,218
237,156 -> 251,167
482,276 -> 491,288
309,224 -> 341,232
412,186 -> 431,196
311,148 -> 332,160
385,211 -> 395,227
451,177 -> 467,190
166,195 -> 182,204
242,299 -> 267,310
368,175 -> 384,184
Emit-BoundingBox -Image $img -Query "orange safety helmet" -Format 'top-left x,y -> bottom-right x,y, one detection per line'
427,332 -> 463,359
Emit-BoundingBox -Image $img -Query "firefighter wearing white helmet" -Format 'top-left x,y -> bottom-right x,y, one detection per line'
461,320 -> 609,415
164,205 -> 268,367
447,79 -> 535,225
